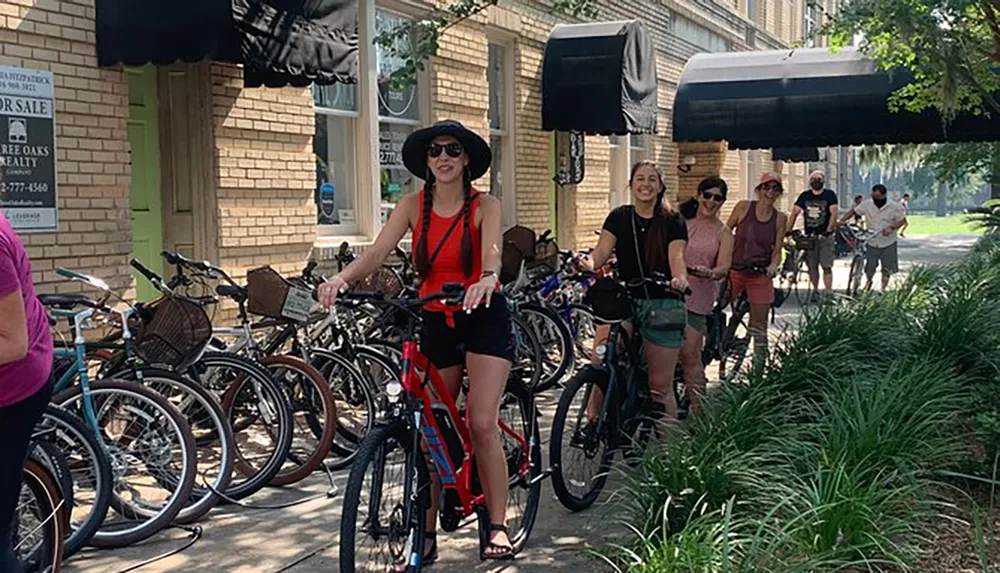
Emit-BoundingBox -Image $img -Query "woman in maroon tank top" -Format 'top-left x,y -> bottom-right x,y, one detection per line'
725,172 -> 788,372
318,120 -> 517,562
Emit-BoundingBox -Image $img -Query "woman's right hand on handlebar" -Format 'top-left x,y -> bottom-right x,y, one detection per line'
670,275 -> 690,294
317,275 -> 349,309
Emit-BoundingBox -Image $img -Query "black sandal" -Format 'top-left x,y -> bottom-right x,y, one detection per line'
480,524 -> 515,561
423,531 -> 438,565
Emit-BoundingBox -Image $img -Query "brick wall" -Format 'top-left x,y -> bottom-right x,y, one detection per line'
210,63 -> 316,282
1,0 -> 132,296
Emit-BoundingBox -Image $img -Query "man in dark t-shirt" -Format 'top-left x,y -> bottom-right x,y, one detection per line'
788,171 -> 839,299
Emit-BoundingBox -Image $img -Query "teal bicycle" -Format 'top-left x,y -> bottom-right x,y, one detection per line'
41,267 -> 201,548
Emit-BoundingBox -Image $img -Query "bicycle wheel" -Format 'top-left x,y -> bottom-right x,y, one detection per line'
128,369 -> 235,523
846,254 -> 864,297
362,337 -> 402,358
34,406 -> 113,558
567,303 -> 597,367
518,303 -> 574,393
510,314 -> 543,392
339,421 -> 430,573
495,378 -> 541,553
192,352 -> 293,501
254,355 -> 337,486
53,380 -> 197,548
719,299 -> 751,384
355,344 -> 403,412
16,459 -> 66,573
549,366 -> 617,511
793,253 -> 814,306
310,348 -> 377,470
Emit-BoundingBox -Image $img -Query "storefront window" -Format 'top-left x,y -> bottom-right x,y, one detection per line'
314,84 -> 359,233
376,8 -> 423,223
630,133 -> 649,165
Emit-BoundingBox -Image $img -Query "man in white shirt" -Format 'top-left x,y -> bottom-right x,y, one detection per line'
839,184 -> 908,291
899,193 -> 911,237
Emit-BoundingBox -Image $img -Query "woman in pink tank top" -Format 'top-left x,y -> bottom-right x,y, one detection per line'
678,176 -> 733,414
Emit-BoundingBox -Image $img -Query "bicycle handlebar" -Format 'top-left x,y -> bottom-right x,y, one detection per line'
625,274 -> 692,297
129,258 -> 169,293
313,283 -> 465,310
161,250 -> 239,288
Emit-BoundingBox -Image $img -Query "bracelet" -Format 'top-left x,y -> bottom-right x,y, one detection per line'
480,270 -> 497,279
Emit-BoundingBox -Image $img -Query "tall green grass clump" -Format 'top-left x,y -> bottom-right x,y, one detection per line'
606,234 -> 1000,571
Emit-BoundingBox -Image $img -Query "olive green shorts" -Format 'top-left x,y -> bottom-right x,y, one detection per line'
634,297 -> 687,349
687,311 -> 708,335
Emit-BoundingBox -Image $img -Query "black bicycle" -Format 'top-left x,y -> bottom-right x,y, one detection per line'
672,265 -> 764,418
549,273 -> 689,511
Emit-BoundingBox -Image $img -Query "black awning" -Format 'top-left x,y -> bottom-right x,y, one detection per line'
542,20 -> 658,135
673,47 -> 1000,149
235,0 -> 359,88
96,0 -> 240,67
772,147 -> 819,162
97,0 -> 358,88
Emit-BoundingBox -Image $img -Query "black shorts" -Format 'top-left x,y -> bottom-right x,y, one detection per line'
420,293 -> 515,369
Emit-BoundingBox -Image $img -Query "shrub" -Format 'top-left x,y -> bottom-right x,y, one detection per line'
606,233 -> 1000,571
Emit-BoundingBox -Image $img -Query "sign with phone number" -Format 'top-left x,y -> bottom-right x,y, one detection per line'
0,65 -> 57,232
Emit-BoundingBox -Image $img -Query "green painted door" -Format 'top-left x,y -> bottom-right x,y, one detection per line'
127,65 -> 163,301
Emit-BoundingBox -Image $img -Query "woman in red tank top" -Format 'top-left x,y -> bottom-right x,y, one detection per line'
317,120 -> 516,562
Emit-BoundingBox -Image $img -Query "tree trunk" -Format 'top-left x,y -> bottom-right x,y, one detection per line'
936,181 -> 948,217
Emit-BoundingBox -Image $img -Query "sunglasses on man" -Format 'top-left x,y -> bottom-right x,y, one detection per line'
702,190 -> 726,203
426,142 -> 464,158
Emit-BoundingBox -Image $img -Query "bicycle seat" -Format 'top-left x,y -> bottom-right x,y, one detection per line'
37,293 -> 97,310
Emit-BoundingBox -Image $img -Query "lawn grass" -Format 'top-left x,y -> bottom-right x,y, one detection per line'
904,213 -> 984,235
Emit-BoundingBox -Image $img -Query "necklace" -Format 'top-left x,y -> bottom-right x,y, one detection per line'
633,210 -> 651,234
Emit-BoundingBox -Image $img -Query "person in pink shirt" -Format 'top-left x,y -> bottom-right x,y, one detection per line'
0,211 -> 54,573
678,176 -> 733,414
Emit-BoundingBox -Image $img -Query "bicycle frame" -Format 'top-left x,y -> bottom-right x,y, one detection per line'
585,316 -> 648,442
50,306 -> 133,430
395,332 -> 531,519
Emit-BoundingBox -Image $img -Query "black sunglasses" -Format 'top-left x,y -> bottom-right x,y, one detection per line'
702,191 -> 726,203
761,182 -> 783,193
427,142 -> 463,158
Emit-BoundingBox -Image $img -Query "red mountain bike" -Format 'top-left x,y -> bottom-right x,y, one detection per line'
338,284 -> 542,572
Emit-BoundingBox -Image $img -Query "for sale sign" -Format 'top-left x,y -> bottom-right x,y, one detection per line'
0,66 -> 57,232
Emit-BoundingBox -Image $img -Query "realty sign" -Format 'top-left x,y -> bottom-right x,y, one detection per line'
0,66 -> 57,232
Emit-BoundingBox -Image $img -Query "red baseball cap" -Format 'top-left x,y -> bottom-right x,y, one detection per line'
757,172 -> 783,188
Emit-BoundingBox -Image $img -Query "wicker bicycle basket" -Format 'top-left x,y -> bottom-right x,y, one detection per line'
531,238 -> 560,273
358,266 -> 404,298
134,297 -> 212,370
501,226 -> 536,284
245,265 -> 310,321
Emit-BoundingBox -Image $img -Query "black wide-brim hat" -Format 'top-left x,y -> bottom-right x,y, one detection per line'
402,120 -> 492,182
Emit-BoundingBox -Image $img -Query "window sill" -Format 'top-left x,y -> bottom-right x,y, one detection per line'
314,235 -> 373,249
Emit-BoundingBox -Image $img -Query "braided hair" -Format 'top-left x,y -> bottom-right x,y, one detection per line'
413,166 -> 475,278
459,166 -> 474,277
